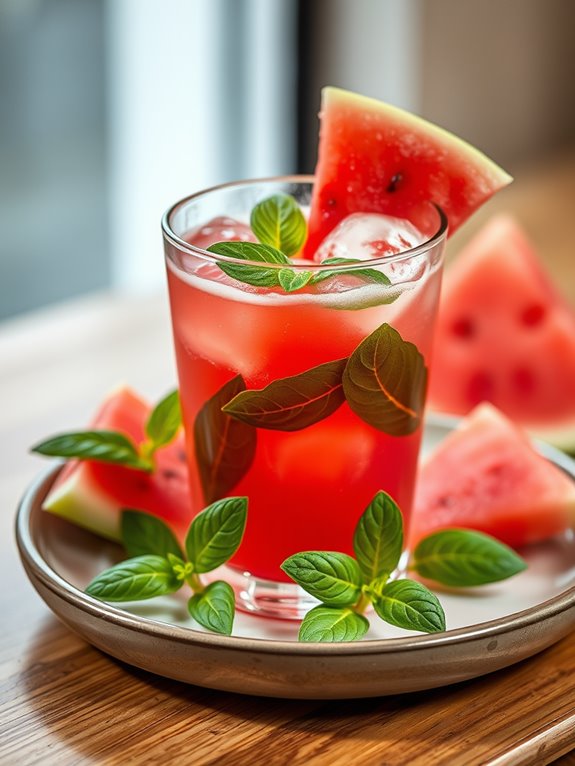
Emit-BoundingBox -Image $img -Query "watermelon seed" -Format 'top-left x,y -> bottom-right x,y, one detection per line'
162,469 -> 180,480
512,367 -> 536,395
467,371 -> 495,406
520,304 -> 545,327
386,173 -> 403,193
451,317 -> 475,339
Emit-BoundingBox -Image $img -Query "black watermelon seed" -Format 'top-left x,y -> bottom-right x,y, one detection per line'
386,173 -> 403,193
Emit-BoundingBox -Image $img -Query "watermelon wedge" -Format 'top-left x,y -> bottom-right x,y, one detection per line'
410,404 -> 575,549
43,387 -> 191,542
304,87 -> 512,257
428,215 -> 575,451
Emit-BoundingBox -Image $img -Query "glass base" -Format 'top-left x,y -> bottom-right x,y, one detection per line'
223,565 -> 318,621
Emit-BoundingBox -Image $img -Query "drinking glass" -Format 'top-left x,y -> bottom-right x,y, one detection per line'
162,176 -> 446,619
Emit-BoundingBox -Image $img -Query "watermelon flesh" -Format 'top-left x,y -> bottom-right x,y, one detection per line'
410,404 -> 575,549
43,387 -> 191,542
304,87 -> 512,258
428,215 -> 575,449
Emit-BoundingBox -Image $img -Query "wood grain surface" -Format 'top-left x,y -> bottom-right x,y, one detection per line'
1,156 -> 574,765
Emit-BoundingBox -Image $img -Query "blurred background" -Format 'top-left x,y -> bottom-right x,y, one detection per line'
1,0 -> 574,321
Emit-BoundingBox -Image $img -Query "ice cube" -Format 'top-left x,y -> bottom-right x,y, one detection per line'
314,212 -> 425,263
186,216 -> 256,249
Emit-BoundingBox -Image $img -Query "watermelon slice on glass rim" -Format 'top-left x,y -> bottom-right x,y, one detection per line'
428,215 -> 575,452
304,87 -> 513,258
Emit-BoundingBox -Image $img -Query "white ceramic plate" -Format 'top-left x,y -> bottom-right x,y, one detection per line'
16,418 -> 575,699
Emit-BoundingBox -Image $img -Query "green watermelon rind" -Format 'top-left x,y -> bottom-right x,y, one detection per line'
529,422 -> 575,456
44,462 -> 122,542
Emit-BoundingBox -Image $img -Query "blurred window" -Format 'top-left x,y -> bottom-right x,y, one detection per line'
0,0 -> 108,320
0,0 -> 297,320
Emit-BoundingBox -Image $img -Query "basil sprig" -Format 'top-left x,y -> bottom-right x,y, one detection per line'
32,389 -> 182,472
86,497 -> 248,636
208,192 -> 398,298
283,490 -> 527,642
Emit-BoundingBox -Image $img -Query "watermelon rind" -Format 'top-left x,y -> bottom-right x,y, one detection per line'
44,463 -> 122,542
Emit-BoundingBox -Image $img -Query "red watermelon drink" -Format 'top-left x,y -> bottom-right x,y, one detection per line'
163,177 -> 446,617
162,89 -> 511,618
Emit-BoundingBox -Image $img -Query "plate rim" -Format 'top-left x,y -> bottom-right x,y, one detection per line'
16,446 -> 575,658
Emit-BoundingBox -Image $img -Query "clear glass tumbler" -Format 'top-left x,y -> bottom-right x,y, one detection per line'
162,176 -> 446,619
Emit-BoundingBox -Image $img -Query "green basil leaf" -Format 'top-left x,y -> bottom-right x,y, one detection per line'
145,389 -> 181,449
298,605 -> 369,642
412,529 -> 527,587
222,358 -> 347,431
281,552 -> 362,607
31,430 -> 150,470
185,496 -> 248,573
208,240 -> 289,264
188,580 -> 236,635
208,241 -> 289,288
278,268 -> 313,292
353,491 -> 404,583
250,193 -> 307,256
343,323 -> 427,436
194,375 -> 257,504
312,257 -> 392,287
372,579 -> 446,633
121,509 -> 184,559
217,262 -> 279,288
85,555 -> 181,601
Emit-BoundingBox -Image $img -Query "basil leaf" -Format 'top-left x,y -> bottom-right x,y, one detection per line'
412,529 -> 527,587
121,509 -> 184,560
343,323 -> 427,436
188,580 -> 236,635
250,193 -> 307,256
208,241 -> 289,288
222,358 -> 347,431
278,268 -> 313,292
31,430 -> 150,470
194,375 -> 257,504
208,240 -> 289,265
372,579 -> 446,633
353,491 -> 404,583
298,605 -> 369,642
85,555 -> 181,601
216,263 -> 279,288
281,552 -> 362,607
185,496 -> 248,573
145,389 -> 181,449
312,257 -> 392,287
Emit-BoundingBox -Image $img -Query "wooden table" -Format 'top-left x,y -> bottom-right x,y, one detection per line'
2,155 -> 575,764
